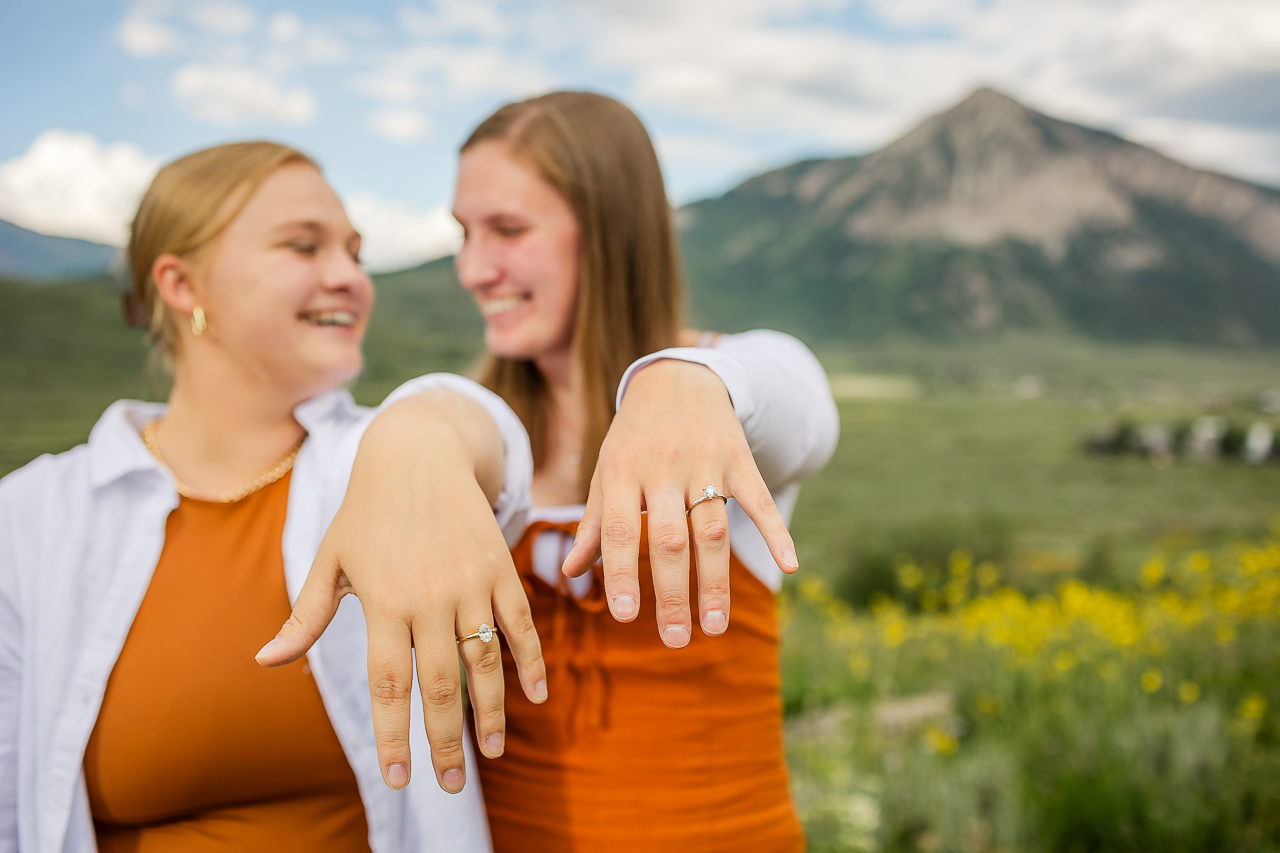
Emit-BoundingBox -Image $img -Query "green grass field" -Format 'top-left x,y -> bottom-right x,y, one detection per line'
4,272 -> 1279,851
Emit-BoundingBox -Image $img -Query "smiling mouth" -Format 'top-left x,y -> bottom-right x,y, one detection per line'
299,310 -> 358,328
478,294 -> 529,317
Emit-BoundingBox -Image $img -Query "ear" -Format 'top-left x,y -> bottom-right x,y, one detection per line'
151,253 -> 199,316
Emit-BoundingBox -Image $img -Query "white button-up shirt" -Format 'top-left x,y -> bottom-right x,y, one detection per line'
0,375 -> 533,853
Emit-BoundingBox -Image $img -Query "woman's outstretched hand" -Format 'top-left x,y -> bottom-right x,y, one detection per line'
561,359 -> 798,648
255,391 -> 546,795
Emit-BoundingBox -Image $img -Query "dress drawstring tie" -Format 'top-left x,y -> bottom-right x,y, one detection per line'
514,520 -> 612,742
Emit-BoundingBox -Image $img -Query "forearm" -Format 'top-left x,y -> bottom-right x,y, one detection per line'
363,390 -> 505,507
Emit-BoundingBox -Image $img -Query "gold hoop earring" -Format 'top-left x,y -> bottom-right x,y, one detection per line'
191,306 -> 207,336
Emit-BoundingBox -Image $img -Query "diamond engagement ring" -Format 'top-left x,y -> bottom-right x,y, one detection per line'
457,623 -> 495,644
686,485 -> 730,516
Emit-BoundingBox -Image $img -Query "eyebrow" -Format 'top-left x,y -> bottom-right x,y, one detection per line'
273,220 -> 362,243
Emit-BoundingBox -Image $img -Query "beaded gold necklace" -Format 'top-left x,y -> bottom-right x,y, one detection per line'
141,420 -> 305,503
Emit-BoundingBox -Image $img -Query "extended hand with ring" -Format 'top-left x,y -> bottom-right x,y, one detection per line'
562,360 -> 799,648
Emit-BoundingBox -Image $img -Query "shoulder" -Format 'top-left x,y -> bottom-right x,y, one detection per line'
0,445 -> 92,515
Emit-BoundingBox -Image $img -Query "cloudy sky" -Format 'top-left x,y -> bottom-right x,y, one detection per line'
2,0 -> 1278,270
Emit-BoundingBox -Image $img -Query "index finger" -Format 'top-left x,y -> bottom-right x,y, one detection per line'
366,616 -> 415,790
727,462 -> 800,574
597,469 -> 644,623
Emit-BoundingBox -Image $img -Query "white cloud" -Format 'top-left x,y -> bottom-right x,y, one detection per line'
370,108 -> 433,143
266,11 -> 301,41
188,0 -> 256,35
345,193 -> 462,272
1120,116 -> 1280,186
117,10 -> 184,57
172,63 -> 316,125
0,130 -> 159,246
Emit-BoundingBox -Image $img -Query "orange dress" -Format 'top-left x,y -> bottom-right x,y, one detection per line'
479,517 -> 805,852
82,473 -> 371,853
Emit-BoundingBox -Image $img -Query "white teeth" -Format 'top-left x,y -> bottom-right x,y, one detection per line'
304,311 -> 356,327
479,296 -> 527,317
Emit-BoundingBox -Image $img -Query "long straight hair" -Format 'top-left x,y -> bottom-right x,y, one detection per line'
463,92 -> 683,499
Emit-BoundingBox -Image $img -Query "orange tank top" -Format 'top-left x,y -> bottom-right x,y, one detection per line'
479,516 -> 805,853
83,472 -> 371,853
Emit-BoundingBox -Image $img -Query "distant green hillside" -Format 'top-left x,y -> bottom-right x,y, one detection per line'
0,219 -> 117,279
0,261 -> 484,473
679,88 -> 1280,346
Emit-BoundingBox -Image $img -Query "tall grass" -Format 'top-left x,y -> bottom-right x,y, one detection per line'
783,526 -> 1280,851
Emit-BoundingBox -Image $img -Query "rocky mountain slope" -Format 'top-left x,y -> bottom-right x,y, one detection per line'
679,88 -> 1280,345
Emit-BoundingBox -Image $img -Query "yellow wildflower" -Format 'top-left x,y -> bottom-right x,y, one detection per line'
1140,558 -> 1166,589
1141,669 -> 1163,693
1053,650 -> 1077,672
897,563 -> 923,590
1240,693 -> 1268,721
976,694 -> 1003,716
923,725 -> 958,755
1178,682 -> 1201,704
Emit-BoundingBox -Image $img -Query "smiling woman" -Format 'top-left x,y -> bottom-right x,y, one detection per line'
0,141 -> 548,853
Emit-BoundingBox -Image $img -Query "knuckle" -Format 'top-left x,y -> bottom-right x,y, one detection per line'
700,579 -> 730,599
658,590 -> 688,617
756,492 -> 779,514
371,676 -> 412,706
432,736 -> 465,763
696,517 -> 729,546
468,643 -> 504,677
603,517 -> 635,546
652,528 -> 688,558
504,610 -> 538,643
604,564 -> 636,588
377,732 -> 410,754
423,675 -> 460,709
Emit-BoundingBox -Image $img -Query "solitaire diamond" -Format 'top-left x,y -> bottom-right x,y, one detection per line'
477,624 -> 494,643
703,486 -> 717,499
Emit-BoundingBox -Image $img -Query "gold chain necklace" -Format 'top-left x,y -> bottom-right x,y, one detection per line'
141,420 -> 305,504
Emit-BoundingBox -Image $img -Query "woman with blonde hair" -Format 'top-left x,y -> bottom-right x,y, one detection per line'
0,141 -> 548,852
448,92 -> 840,850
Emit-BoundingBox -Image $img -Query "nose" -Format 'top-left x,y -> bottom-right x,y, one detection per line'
320,246 -> 374,303
455,234 -> 500,294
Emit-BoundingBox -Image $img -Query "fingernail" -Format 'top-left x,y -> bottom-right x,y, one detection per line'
662,625 -> 690,648
442,768 -> 465,794
782,549 -> 799,570
533,679 -> 548,702
612,594 -> 638,620
387,763 -> 409,789
254,638 -> 280,662
703,609 -> 728,635
485,732 -> 504,757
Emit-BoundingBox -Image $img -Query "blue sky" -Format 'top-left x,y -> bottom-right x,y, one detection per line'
2,0 -> 1278,270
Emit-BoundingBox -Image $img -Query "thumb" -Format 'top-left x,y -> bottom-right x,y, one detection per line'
562,468 -> 604,579
256,542 -> 348,666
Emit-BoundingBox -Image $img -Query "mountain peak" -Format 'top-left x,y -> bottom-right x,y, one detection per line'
682,88 -> 1280,345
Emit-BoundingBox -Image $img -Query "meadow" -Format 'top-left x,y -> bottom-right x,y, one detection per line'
3,272 -> 1279,851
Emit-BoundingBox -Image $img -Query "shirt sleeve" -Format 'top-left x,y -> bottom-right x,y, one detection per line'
0,480 -> 22,852
615,330 -> 840,492
379,374 -> 533,548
